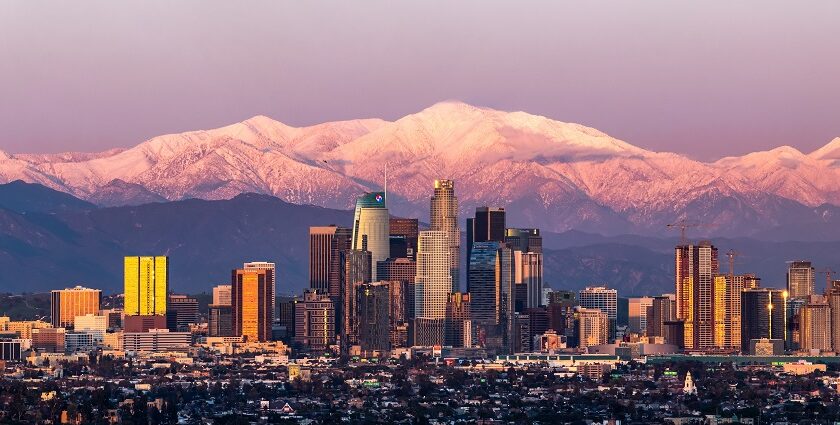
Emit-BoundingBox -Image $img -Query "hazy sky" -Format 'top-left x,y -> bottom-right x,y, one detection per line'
1,1 -> 838,160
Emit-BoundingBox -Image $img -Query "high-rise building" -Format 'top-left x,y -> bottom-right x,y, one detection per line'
713,273 -> 757,349
787,261 -> 815,299
785,296 -> 807,351
208,305 -> 233,337
232,267 -> 274,342
413,231 -> 452,346
646,294 -> 676,338
340,249 -> 372,349
377,257 -> 416,324
829,281 -> 840,351
357,282 -> 390,353
526,307 -> 550,349
628,297 -> 654,334
430,179 -> 460,291
467,241 -> 516,353
468,241 -> 503,324
576,307 -> 609,348
740,288 -> 785,353
210,284 -> 234,338
352,192 -> 389,281
50,286 -> 101,329
387,280 -> 410,349
579,286 -> 618,340
504,228 -> 543,253
675,242 -> 718,350
167,294 -> 199,332
309,226 -> 352,297
275,296 -> 298,342
547,290 -> 577,306
547,293 -> 578,346
294,290 -> 336,352
799,299 -> 832,352
212,284 -> 232,306
445,292 -> 472,348
243,261 -> 276,322
377,258 -> 417,283
515,251 -> 543,309
389,217 -> 419,259
466,207 -> 505,285
124,256 -> 168,316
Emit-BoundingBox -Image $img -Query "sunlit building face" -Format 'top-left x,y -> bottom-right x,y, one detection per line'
124,256 -> 168,316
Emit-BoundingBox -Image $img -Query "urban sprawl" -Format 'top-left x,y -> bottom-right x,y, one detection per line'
2,180 -> 840,424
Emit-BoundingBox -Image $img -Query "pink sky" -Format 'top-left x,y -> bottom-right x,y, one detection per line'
1,1 -> 838,160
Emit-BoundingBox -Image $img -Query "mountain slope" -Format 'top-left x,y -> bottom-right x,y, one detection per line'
1,101 -> 839,236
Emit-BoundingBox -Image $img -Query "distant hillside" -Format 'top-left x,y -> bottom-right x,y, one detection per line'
0,180 -> 95,213
1,182 -> 837,296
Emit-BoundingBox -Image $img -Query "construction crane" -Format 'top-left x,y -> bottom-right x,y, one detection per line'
666,219 -> 702,245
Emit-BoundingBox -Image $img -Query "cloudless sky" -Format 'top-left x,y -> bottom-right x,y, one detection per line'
1,1 -> 838,160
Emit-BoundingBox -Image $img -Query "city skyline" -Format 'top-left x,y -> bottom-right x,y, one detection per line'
2,2 -> 840,423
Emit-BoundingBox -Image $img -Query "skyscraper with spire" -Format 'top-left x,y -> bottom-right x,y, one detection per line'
430,179 -> 460,292
352,192 -> 389,281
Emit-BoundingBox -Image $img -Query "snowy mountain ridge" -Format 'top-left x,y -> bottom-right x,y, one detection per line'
2,101 -> 839,236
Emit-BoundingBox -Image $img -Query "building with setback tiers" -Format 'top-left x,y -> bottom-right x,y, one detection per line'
466,207 -> 505,285
430,179 -> 460,292
295,290 -> 335,352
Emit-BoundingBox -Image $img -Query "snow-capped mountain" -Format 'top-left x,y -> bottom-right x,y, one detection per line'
2,101 -> 839,236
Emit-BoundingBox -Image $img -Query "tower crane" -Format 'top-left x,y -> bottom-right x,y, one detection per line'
666,219 -> 715,245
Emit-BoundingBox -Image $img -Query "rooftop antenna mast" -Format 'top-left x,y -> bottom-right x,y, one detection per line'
384,163 -> 388,206
726,249 -> 739,281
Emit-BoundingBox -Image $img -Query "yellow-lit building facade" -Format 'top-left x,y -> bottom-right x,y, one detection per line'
124,256 -> 168,316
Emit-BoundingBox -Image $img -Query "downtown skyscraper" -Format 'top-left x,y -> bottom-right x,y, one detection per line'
309,225 -> 352,297
787,261 -> 815,299
466,207 -> 505,285
741,288 -> 785,353
351,192 -> 389,281
675,241 -> 719,350
430,179 -> 460,292
413,230 -> 452,346
124,256 -> 168,317
579,286 -> 617,340
232,266 -> 274,342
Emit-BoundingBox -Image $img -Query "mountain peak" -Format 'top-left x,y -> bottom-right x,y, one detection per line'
810,137 -> 840,161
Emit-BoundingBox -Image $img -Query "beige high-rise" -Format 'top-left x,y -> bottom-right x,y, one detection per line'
430,179 -> 460,292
